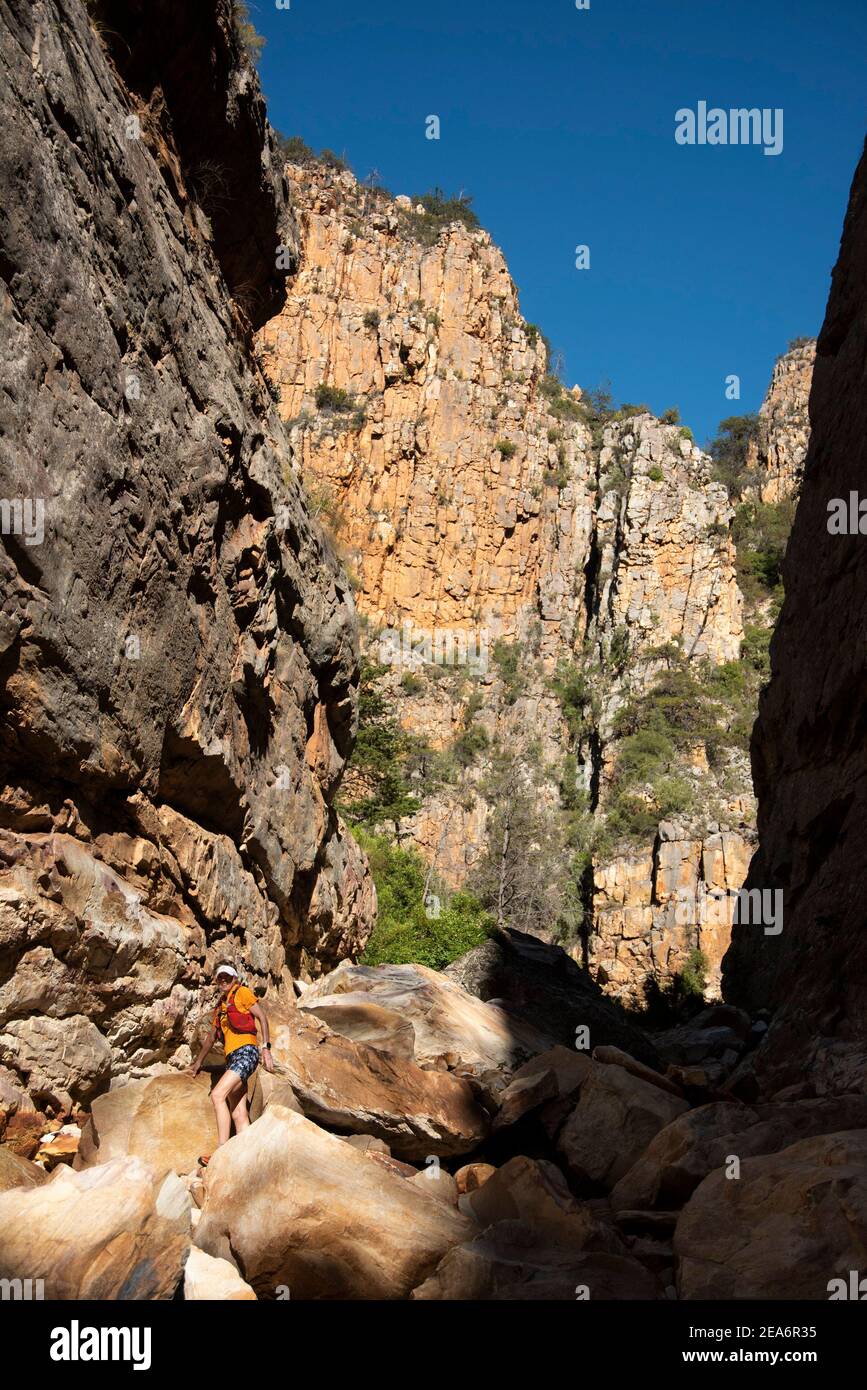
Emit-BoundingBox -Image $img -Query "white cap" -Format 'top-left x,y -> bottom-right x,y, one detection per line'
215,963 -> 238,979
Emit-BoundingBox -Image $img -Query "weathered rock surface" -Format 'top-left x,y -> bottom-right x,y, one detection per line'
75,1073 -> 218,1179
194,1104 -> 474,1299
412,1219 -> 659,1300
184,1246 -> 257,1301
746,339 -> 816,503
267,1005 -> 488,1159
675,1130 -> 867,1299
0,0 -> 374,1109
301,959 -> 553,1083
556,1061 -> 689,1189
613,1094 -> 867,1212
723,140 -> 867,1095
0,1155 -> 188,1299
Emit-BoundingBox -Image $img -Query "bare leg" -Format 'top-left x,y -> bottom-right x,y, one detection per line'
210,1069 -> 244,1148
230,1087 -> 251,1136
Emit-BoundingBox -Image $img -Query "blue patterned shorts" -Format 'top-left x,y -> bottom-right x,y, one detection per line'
226,1044 -> 260,1082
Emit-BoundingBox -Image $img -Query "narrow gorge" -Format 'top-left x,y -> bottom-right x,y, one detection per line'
0,0 -> 863,1309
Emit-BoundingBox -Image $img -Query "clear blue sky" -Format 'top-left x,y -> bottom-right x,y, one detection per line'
255,0 -> 866,446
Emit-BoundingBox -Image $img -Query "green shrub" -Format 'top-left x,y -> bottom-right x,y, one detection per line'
232,1 -> 265,62
679,425 -> 694,442
679,947 -> 709,997
708,414 -> 761,498
495,439 -> 517,459
273,132 -> 314,163
551,661 -> 591,741
363,309 -> 380,330
647,465 -> 664,482
661,407 -> 680,425
339,659 -> 420,829
399,188 -> 480,245
315,383 -> 354,413
357,829 -> 494,969
492,640 -> 526,705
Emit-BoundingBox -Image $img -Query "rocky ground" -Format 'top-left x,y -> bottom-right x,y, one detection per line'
3,933 -> 865,1300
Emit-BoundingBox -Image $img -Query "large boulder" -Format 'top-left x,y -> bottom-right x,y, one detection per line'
267,1006 -> 487,1159
301,960 -> 552,1084
445,928 -> 660,1068
411,1219 -> 659,1301
0,1156 -> 188,1299
184,1247 -> 257,1301
675,1130 -> 867,1299
194,1105 -> 475,1299
75,1073 -> 218,1179
556,1061 -> 689,1189
462,1156 -> 625,1255
0,1146 -> 48,1193
493,1046 -> 593,1131
613,1094 -> 867,1212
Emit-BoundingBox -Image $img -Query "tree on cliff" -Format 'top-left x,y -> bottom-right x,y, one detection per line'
339,659 -> 420,832
471,750 -> 570,936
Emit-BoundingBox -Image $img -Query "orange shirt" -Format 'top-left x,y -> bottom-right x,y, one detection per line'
217,984 -> 259,1057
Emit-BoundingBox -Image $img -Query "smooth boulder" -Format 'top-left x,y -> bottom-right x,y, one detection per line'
194,1104 -> 476,1299
0,1155 -> 188,1299
75,1073 -> 218,1179
184,1247 -> 257,1301
301,960 -> 552,1082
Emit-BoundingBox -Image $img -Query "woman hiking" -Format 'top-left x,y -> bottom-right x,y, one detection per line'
189,964 -> 274,1165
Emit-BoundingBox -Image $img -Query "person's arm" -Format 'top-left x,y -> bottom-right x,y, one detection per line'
251,1003 -> 274,1072
189,1025 -> 218,1076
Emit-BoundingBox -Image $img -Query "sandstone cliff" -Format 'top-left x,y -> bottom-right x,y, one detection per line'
260,160 -> 766,1006
746,339 -> 815,503
723,140 -> 867,1097
0,0 -> 374,1112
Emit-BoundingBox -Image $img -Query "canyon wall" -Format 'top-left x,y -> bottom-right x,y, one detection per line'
0,0 -> 374,1113
723,140 -> 867,1096
261,161 -> 796,1006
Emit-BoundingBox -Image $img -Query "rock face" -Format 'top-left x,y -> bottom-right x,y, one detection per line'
267,1004 -> 488,1159
0,0 -> 374,1110
259,159 -> 758,1005
0,1155 -> 188,1299
261,165 -> 742,662
590,825 -> 753,1004
746,339 -> 815,503
675,1130 -> 867,1300
194,1104 -> 475,1299
722,141 -> 867,1095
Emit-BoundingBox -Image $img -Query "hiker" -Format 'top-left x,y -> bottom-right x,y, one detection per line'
189,964 -> 274,1165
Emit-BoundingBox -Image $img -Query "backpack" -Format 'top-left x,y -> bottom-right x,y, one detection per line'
213,983 -> 257,1042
